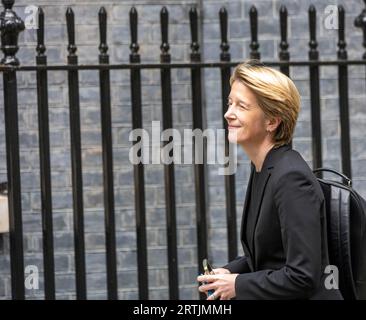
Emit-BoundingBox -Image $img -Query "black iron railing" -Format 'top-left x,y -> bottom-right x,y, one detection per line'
1,0 -> 365,300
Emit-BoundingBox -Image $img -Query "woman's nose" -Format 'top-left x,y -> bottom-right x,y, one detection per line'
224,104 -> 236,121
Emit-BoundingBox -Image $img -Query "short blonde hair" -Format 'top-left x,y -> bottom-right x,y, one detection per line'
230,60 -> 301,147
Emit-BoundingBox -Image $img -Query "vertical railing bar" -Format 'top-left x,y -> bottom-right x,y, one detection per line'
278,5 -> 292,148
98,6 -> 118,300
279,5 -> 290,77
189,7 -> 208,300
337,5 -> 351,179
249,6 -> 260,60
66,7 -> 87,299
219,7 -> 237,262
160,7 -> 179,300
36,7 -> 55,300
129,7 -> 149,300
308,5 -> 323,173
0,0 -> 25,300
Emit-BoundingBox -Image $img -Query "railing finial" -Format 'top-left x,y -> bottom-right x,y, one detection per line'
2,0 -> 14,10
66,7 -> 77,56
279,5 -> 289,61
160,6 -> 169,56
219,7 -> 230,60
0,0 -> 25,65
308,5 -> 318,60
189,7 -> 200,55
337,5 -> 347,60
99,7 -> 108,56
249,5 -> 260,60
129,6 -> 139,58
36,7 -> 46,56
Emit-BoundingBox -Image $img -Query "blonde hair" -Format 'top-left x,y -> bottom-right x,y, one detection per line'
230,60 -> 301,147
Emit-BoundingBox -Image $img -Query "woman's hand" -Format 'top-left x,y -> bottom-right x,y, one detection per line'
212,268 -> 231,275
197,273 -> 239,300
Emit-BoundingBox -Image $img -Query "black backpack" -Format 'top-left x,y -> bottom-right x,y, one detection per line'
313,168 -> 366,300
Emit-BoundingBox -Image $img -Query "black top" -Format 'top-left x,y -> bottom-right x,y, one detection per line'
246,170 -> 262,252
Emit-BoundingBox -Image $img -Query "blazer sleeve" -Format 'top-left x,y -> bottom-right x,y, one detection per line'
234,170 -> 323,299
223,256 -> 251,274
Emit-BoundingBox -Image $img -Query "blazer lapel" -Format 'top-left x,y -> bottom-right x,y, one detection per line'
240,164 -> 254,260
250,170 -> 271,270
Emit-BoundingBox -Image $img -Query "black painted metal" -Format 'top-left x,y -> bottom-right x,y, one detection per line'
66,7 -> 87,300
0,0 -> 25,300
0,2 -> 362,300
98,7 -> 118,300
308,5 -> 323,174
36,7 -> 55,300
129,7 -> 149,300
219,7 -> 237,262
0,59 -> 365,73
249,6 -> 260,60
338,5 -> 352,179
189,8 -> 208,298
160,7 -> 179,300
278,5 -> 292,148
279,5 -> 290,77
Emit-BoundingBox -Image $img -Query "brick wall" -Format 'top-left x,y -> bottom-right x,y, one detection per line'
0,0 -> 365,300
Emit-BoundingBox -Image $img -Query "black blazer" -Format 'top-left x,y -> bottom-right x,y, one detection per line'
224,144 -> 343,299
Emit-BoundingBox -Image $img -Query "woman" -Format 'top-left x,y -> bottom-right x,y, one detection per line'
197,60 -> 343,300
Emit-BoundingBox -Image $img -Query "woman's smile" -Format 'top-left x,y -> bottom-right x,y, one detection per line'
228,124 -> 241,130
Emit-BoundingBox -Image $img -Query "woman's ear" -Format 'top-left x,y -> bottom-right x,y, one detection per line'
266,117 -> 282,133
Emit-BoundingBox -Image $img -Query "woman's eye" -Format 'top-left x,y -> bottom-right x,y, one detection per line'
226,101 -> 248,110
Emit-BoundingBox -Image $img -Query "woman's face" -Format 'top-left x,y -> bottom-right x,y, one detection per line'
224,80 -> 268,146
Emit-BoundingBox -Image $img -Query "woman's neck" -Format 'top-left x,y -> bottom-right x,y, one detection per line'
242,141 -> 275,172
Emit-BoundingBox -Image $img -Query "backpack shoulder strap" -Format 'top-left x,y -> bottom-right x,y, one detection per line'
328,184 -> 357,299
